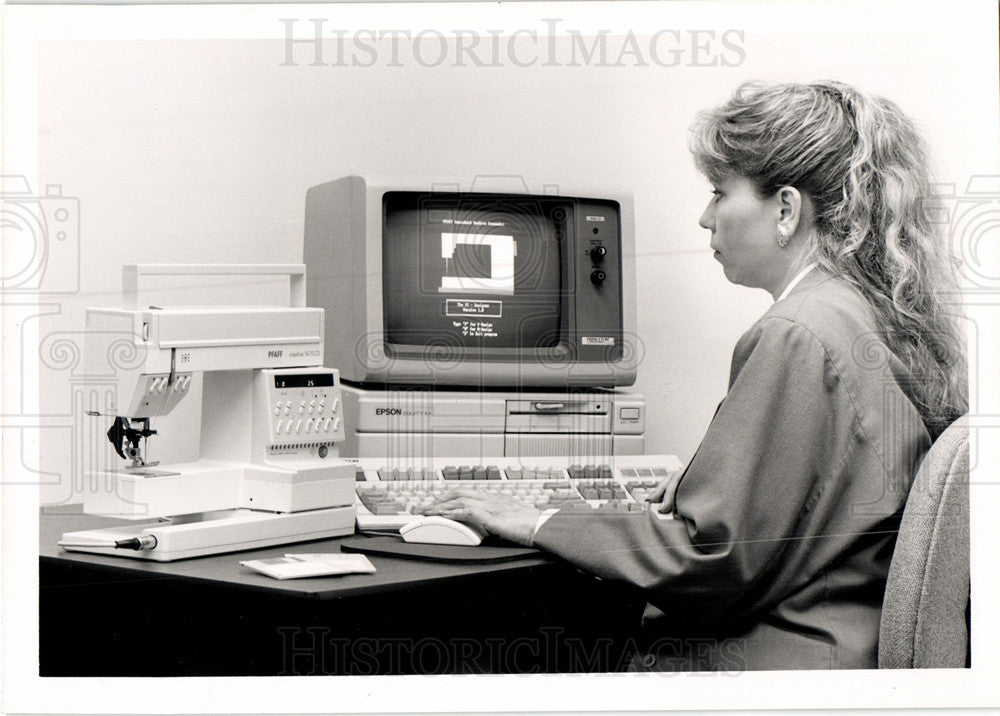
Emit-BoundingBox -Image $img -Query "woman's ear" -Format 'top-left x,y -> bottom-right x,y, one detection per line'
775,186 -> 806,239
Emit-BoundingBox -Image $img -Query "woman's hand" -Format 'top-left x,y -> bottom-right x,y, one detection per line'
419,489 -> 541,547
647,471 -> 684,513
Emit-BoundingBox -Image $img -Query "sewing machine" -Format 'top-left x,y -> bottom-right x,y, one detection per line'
59,264 -> 357,561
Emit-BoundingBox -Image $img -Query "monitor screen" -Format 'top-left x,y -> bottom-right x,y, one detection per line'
382,192 -> 563,353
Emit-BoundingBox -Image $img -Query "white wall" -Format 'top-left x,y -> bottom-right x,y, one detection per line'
14,1 -> 998,504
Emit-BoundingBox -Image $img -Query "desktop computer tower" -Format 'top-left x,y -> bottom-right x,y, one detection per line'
339,384 -> 645,461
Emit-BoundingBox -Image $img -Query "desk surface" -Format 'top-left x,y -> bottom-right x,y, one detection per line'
40,510 -> 553,601
40,510 -> 643,675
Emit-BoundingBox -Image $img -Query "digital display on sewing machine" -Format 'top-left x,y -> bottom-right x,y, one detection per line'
274,374 -> 335,389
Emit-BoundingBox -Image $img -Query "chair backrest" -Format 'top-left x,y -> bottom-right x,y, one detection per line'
878,415 -> 970,668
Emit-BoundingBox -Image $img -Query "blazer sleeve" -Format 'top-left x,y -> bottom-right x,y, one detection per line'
533,316 -> 845,618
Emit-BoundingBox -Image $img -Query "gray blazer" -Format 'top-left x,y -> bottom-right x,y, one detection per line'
533,269 -> 931,670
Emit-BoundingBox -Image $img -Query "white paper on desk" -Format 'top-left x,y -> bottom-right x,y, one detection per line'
240,554 -> 376,580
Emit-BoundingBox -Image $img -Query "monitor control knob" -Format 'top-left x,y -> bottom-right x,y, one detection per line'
590,269 -> 606,285
590,245 -> 607,263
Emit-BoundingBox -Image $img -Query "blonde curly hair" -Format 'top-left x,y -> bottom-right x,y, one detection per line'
690,80 -> 967,436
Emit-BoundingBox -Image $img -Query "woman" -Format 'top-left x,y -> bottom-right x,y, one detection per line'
423,81 -> 968,670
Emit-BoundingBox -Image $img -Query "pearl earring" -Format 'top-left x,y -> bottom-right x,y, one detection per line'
777,226 -> 790,248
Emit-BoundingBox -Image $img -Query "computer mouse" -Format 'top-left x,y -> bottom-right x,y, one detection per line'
399,516 -> 488,546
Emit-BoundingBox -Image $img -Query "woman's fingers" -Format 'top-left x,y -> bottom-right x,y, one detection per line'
648,478 -> 669,502
418,489 -> 486,514
420,490 -> 540,546
648,471 -> 684,512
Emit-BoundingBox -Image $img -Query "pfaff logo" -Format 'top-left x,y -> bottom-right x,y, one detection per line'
268,350 -> 283,358
375,408 -> 403,416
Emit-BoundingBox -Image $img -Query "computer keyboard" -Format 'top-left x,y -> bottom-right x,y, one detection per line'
350,454 -> 684,530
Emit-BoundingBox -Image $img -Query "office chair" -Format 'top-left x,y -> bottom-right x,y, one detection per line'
878,415 -> 970,668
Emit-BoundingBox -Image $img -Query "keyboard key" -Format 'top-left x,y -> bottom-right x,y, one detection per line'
548,497 -> 585,508
373,501 -> 406,515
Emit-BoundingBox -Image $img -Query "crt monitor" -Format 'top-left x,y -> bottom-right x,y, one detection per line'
304,175 -> 637,388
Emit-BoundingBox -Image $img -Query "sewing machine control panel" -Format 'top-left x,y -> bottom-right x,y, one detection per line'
261,368 -> 345,452
124,372 -> 194,418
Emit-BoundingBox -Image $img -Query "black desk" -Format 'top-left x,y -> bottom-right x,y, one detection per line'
40,511 -> 644,675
